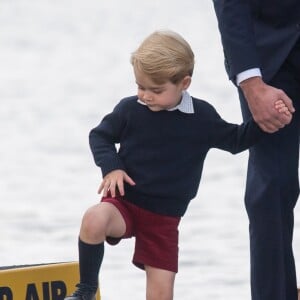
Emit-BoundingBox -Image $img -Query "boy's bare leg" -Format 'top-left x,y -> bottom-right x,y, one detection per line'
145,265 -> 176,300
64,202 -> 126,300
80,201 -> 126,244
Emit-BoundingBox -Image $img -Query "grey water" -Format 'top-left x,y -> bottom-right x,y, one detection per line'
0,0 -> 299,299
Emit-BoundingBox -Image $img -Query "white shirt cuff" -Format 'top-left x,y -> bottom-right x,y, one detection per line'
236,68 -> 262,85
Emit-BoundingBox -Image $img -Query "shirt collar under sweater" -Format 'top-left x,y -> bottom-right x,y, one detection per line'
137,90 -> 194,114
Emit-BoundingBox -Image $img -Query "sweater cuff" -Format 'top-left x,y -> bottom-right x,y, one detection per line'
100,157 -> 125,177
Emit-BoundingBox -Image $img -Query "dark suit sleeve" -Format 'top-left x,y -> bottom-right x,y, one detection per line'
212,0 -> 261,80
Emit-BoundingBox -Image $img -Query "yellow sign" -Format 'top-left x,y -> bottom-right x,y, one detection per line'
0,262 -> 100,300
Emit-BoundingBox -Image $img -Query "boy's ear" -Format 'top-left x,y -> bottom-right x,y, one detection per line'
181,75 -> 192,90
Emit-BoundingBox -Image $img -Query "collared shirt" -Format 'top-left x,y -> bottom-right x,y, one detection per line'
137,90 -> 194,114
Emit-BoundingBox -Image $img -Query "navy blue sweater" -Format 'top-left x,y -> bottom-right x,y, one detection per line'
89,96 -> 264,217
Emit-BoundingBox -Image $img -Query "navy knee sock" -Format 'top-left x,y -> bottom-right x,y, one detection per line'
78,238 -> 104,292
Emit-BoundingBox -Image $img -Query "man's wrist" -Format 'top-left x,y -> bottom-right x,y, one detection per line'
236,68 -> 262,85
239,76 -> 263,87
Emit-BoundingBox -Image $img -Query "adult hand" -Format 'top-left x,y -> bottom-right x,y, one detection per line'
240,77 -> 295,133
98,169 -> 136,197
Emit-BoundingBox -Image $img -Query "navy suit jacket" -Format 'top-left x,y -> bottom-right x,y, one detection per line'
213,0 -> 300,82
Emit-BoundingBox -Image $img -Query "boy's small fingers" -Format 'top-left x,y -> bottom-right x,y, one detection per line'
101,187 -> 108,197
285,111 -> 292,117
117,181 -> 125,196
109,182 -> 117,197
282,95 -> 295,113
98,182 -> 105,194
125,175 -> 136,186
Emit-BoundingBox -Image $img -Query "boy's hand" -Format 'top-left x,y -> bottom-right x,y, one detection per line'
240,77 -> 294,132
98,169 -> 136,197
274,99 -> 293,118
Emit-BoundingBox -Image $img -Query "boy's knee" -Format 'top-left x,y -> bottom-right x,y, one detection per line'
80,205 -> 107,242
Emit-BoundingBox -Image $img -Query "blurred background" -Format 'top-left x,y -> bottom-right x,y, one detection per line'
0,0 -> 299,299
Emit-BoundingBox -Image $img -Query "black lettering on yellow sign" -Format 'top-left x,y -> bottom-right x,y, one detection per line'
50,281 -> 66,300
0,287 -> 13,300
43,282 -> 50,300
25,281 -> 67,300
26,283 -> 38,300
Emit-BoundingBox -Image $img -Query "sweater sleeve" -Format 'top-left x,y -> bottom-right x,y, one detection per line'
208,109 -> 267,154
89,103 -> 126,177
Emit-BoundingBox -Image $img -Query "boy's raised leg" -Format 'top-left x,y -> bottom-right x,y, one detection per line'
145,265 -> 176,300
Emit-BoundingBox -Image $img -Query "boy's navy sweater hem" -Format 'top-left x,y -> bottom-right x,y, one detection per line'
89,95 -> 265,217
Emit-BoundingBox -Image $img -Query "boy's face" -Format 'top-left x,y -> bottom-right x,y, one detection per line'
134,69 -> 191,112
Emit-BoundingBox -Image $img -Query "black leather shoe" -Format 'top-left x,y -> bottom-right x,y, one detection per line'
64,284 -> 96,300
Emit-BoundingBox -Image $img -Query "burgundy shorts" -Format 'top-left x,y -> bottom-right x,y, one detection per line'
101,195 -> 181,273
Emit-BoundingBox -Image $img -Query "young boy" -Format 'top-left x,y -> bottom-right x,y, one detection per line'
65,30 -> 291,300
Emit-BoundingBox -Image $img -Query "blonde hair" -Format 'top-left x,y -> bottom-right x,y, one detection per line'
130,30 -> 194,84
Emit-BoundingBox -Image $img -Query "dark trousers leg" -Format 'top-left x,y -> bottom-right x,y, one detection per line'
238,42 -> 300,300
